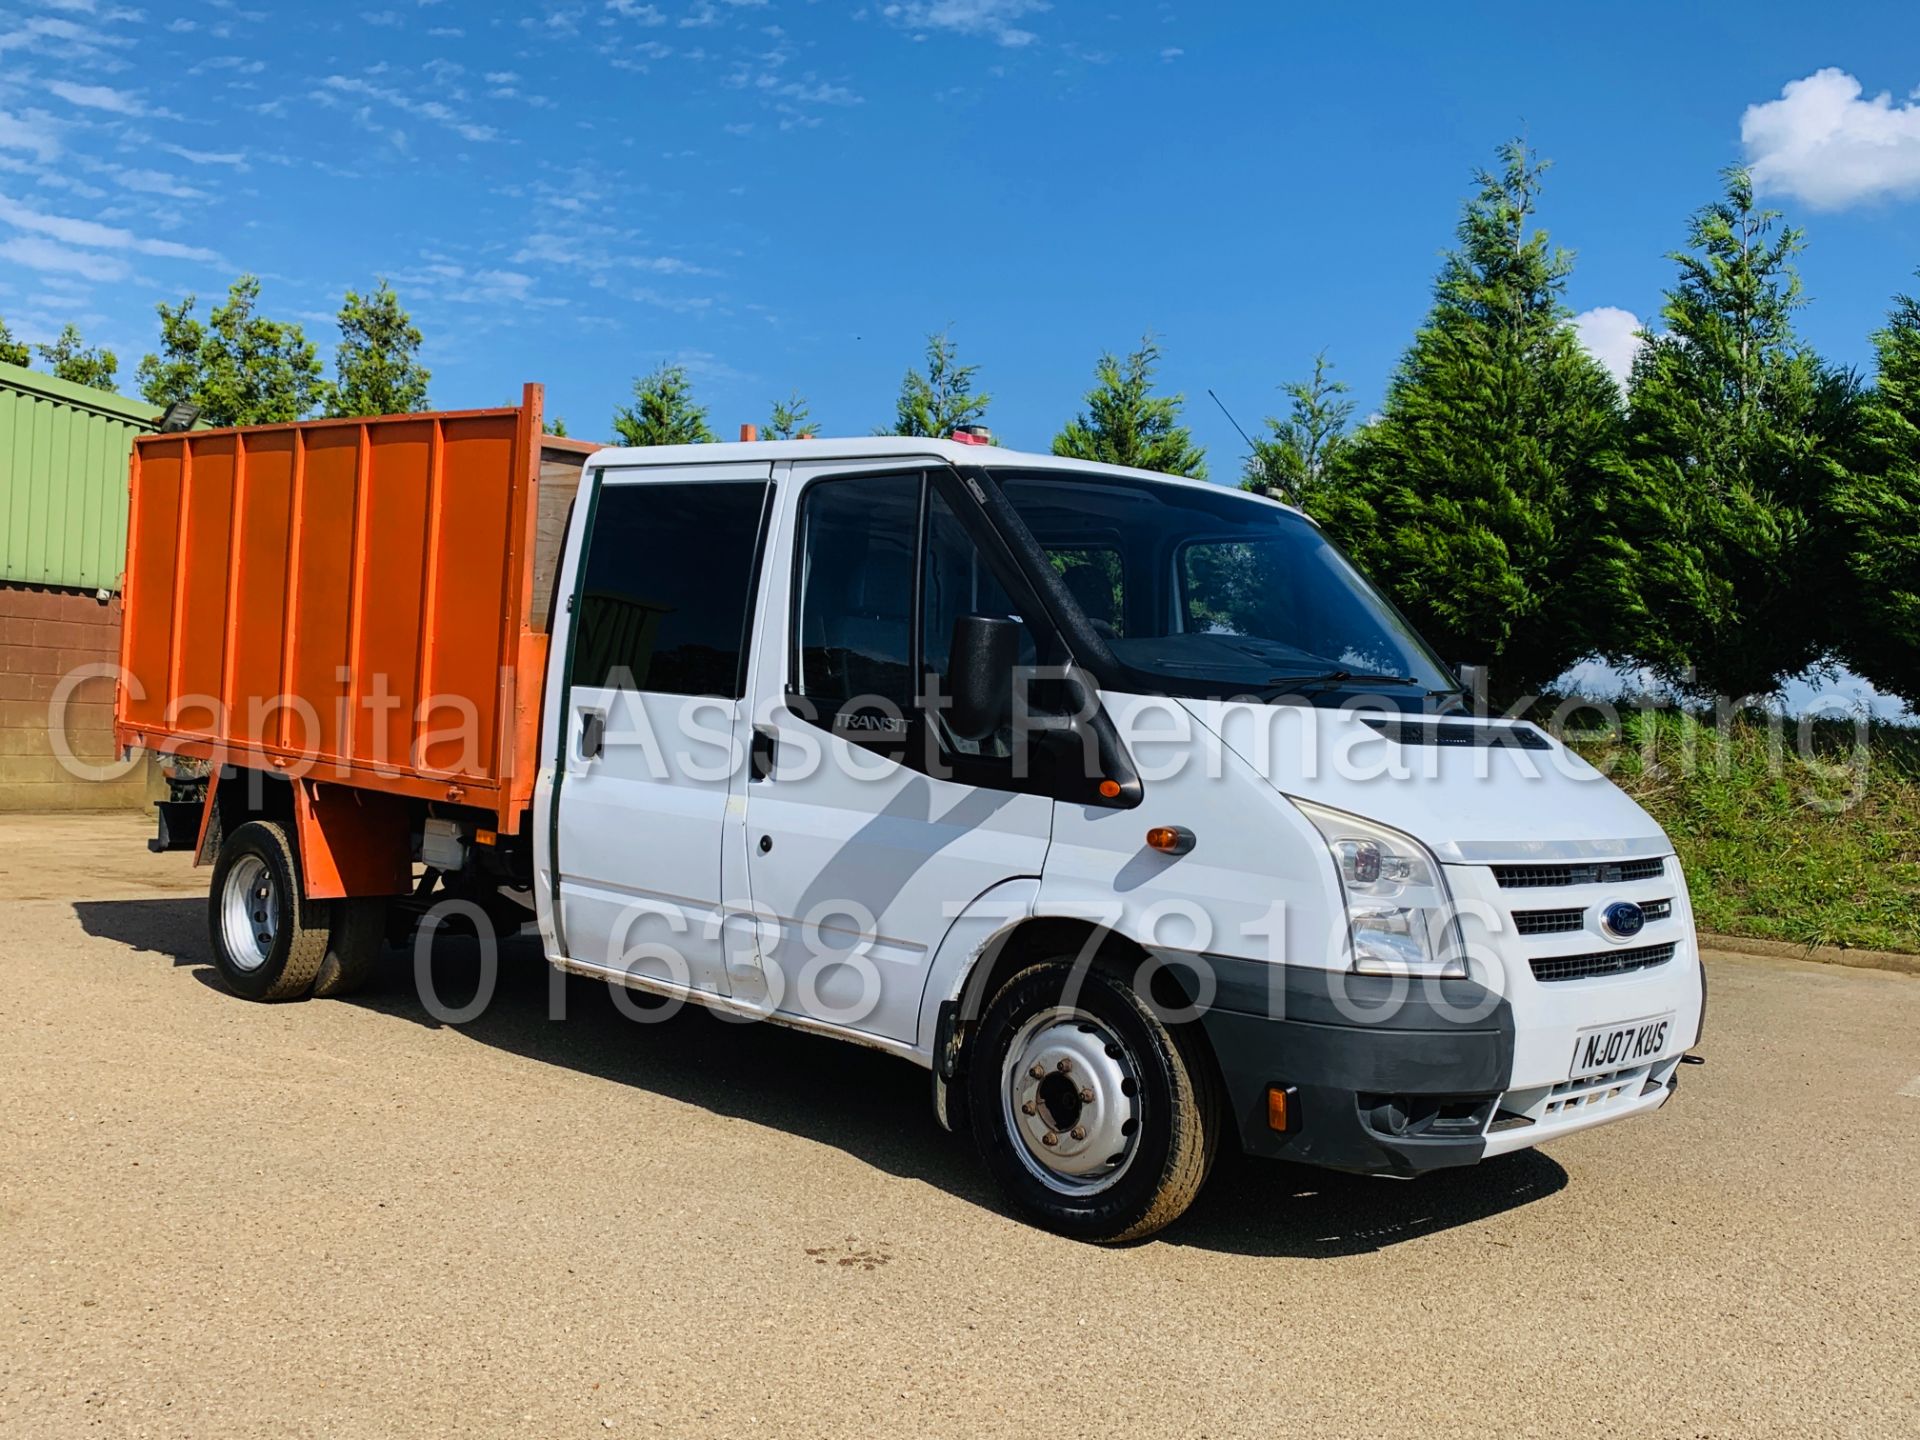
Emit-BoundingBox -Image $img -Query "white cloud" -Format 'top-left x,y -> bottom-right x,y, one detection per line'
0,233 -> 131,281
1742,68 -> 1920,210
0,14 -> 135,63
726,66 -> 863,116
606,0 -> 666,20
394,255 -> 556,307
631,287 -> 715,313
880,0 -> 1047,47
189,55 -> 266,76
113,168 -> 211,199
1573,306 -> 1643,389
0,195 -> 222,262
0,155 -> 103,198
514,231 -> 712,275
1160,47 -> 1182,61
44,80 -> 147,115
763,75 -> 859,106
159,142 -> 248,167
0,108 -> 62,162
317,74 -> 497,143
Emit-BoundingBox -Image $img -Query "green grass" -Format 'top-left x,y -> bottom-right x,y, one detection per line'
1566,710 -> 1920,953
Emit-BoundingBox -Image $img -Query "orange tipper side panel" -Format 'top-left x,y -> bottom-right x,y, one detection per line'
290,429 -> 360,758
119,439 -> 183,731
418,415 -> 518,775
227,432 -> 296,750
114,390 -> 553,822
350,421 -> 433,773
173,436 -> 236,737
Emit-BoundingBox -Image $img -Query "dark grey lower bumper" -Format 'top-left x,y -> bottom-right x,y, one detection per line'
1187,956 -> 1516,1177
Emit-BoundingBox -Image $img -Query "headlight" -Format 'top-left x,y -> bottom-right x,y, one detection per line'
1293,799 -> 1464,978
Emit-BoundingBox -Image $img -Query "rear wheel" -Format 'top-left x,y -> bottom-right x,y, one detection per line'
207,820 -> 330,1002
312,897 -> 388,999
967,959 -> 1221,1243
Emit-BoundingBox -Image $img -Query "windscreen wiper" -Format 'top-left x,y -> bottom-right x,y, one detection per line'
1268,669 -> 1425,690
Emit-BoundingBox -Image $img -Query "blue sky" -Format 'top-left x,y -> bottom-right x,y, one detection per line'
3,0 -> 1920,463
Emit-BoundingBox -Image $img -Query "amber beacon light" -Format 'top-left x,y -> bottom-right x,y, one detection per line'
1146,826 -> 1195,855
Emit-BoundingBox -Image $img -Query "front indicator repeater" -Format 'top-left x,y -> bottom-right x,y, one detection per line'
1146,826 -> 1196,856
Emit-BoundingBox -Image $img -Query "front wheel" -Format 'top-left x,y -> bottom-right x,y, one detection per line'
967,960 -> 1221,1243
207,820 -> 331,1002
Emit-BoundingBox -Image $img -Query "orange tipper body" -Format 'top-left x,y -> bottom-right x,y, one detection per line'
113,384 -> 595,834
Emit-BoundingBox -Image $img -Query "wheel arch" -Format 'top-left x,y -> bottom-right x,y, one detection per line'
921,898 -> 1226,1123
201,768 -> 413,901
201,766 -> 297,865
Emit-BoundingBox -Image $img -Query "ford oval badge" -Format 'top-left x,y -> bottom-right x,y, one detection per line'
1602,900 -> 1646,939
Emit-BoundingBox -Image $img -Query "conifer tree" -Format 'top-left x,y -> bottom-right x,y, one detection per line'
1832,281 -> 1920,704
766,390 -> 816,439
888,331 -> 989,438
1053,335 -> 1206,478
1242,351 -> 1352,505
1311,140 -> 1624,692
612,364 -> 715,446
1592,167 -> 1854,698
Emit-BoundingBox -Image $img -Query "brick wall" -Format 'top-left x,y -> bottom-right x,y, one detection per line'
0,584 -> 157,812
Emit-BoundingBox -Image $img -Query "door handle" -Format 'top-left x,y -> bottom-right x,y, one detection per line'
579,710 -> 605,761
750,723 -> 778,781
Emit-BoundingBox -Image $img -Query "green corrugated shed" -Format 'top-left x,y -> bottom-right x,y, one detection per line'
1,358 -> 154,593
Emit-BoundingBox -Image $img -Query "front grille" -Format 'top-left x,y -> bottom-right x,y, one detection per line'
1493,857 -> 1665,889
1530,942 -> 1676,983
1543,1064 -> 1654,1118
1514,906 -> 1585,935
1641,898 -> 1673,922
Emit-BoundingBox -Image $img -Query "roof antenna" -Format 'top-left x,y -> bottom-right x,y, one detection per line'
1207,388 -> 1257,453
1209,388 -> 1294,502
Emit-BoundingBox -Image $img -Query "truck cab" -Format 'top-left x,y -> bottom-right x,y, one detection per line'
528,436 -> 1705,1241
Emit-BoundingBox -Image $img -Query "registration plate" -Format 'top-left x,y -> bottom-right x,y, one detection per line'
1568,1013 -> 1674,1080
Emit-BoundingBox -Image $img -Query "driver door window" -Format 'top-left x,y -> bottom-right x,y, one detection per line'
791,471 -> 919,745
921,486 -> 1037,761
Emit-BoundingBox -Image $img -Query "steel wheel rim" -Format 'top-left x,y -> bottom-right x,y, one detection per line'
221,854 -> 279,972
1000,1005 -> 1144,1197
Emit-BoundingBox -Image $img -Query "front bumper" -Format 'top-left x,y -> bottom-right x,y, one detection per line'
1191,946 -> 1698,1177
1195,959 -> 1515,1176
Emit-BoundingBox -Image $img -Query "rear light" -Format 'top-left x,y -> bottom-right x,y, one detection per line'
951,424 -> 992,445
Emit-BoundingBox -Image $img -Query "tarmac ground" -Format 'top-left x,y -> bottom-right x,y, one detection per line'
2,813 -> 1916,1438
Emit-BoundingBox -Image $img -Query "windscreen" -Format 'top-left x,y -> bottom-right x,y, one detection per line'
994,471 -> 1456,698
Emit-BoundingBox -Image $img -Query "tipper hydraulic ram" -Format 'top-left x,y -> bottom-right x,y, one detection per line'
114,384 -> 596,908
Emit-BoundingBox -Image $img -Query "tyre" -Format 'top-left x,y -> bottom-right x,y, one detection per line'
206,820 -> 331,1002
967,959 -> 1222,1244
311,897 -> 388,999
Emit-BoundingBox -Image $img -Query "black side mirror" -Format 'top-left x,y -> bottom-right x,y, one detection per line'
948,614 -> 1019,742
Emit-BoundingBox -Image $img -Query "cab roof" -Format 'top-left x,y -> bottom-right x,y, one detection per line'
589,436 -> 1304,515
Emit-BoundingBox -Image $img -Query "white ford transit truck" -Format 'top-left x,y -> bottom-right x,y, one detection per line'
119,392 -> 1706,1243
